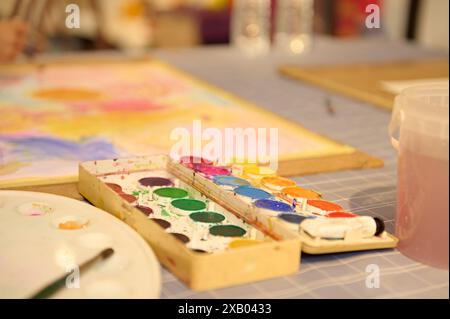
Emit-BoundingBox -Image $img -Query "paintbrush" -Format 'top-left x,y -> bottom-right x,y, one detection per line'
23,28 -> 47,59
22,38 -> 46,85
324,97 -> 336,116
30,248 -> 114,299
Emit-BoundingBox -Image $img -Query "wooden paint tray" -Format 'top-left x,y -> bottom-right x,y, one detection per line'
78,155 -> 301,291
169,161 -> 398,255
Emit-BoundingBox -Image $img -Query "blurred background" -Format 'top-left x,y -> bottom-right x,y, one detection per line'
0,0 -> 448,56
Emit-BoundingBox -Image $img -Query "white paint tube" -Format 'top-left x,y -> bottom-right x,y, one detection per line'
300,216 -> 385,239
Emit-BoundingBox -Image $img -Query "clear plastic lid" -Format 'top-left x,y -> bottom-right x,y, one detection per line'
389,84 -> 449,151
397,84 -> 449,121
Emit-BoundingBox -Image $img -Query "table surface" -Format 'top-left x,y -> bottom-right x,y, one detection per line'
151,37 -> 449,299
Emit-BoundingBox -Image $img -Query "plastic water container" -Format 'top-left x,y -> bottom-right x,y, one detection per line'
389,84 -> 449,269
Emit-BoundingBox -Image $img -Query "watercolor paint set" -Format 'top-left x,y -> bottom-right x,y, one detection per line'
0,190 -> 160,298
170,157 -> 398,254
78,156 -> 301,291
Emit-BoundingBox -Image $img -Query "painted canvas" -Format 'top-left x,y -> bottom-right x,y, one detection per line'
0,59 -> 378,187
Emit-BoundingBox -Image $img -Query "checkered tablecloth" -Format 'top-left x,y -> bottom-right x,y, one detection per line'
153,37 -> 449,299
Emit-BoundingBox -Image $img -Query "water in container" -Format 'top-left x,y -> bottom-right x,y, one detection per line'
389,84 -> 449,270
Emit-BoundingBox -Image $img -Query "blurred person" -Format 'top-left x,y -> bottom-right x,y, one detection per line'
0,18 -> 27,62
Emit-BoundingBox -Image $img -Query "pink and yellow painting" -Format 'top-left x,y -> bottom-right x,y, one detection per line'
0,59 -> 359,187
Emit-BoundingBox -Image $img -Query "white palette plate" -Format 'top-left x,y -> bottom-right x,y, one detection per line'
0,191 -> 161,299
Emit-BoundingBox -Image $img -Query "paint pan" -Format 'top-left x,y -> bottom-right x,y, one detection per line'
193,163 -> 231,179
170,232 -> 190,244
254,199 -> 294,217
209,225 -> 247,237
170,198 -> 207,216
281,186 -> 321,201
229,160 -> 258,177
306,199 -> 343,216
119,193 -> 137,203
189,211 -> 226,224
152,187 -> 188,204
260,176 -> 296,192
106,183 -> 123,193
327,211 -> 358,218
242,166 -> 276,185
279,186 -> 322,211
189,211 -> 226,243
278,213 -> 314,232
150,218 -> 171,229
234,186 -> 272,203
179,156 -> 214,169
135,205 -> 154,216
212,175 -> 250,190
138,177 -> 173,189
106,183 -> 138,203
